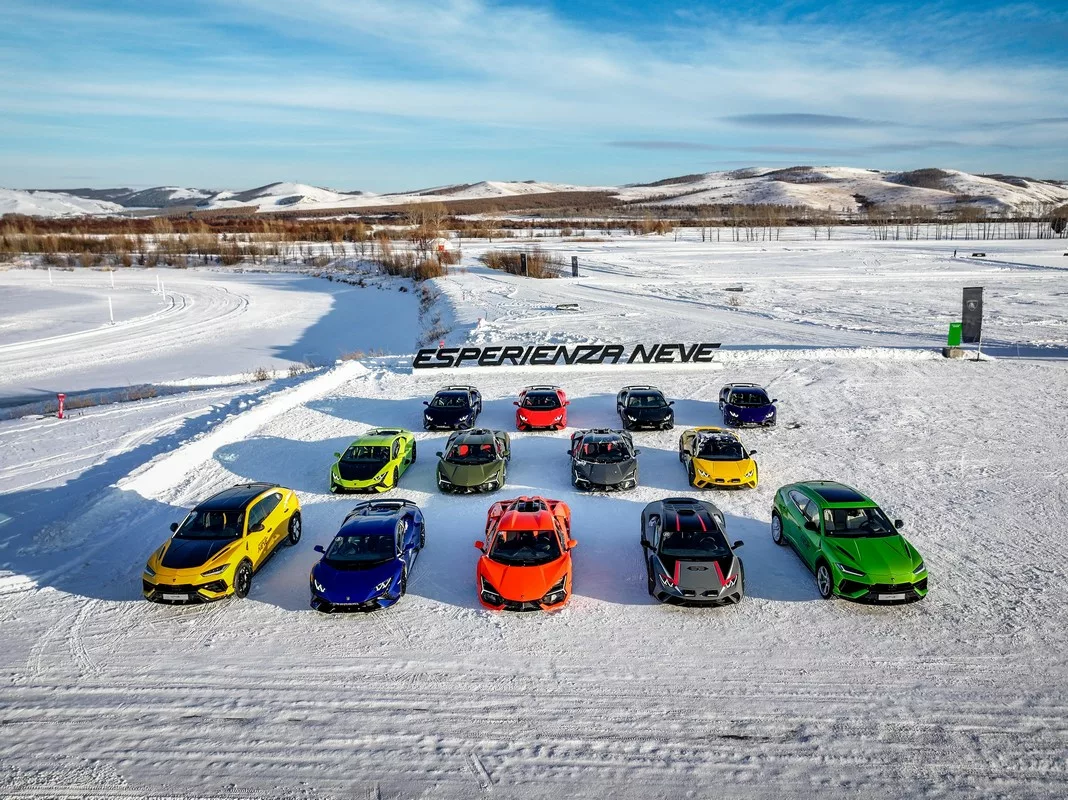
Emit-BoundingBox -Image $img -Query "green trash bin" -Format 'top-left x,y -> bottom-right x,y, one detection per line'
947,322 -> 962,347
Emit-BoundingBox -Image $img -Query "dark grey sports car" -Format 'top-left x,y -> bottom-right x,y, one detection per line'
569,429 -> 639,491
640,497 -> 745,605
616,385 -> 674,430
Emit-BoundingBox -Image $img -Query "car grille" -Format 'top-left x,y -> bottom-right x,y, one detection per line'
502,600 -> 543,612
712,478 -> 742,484
144,580 -> 226,602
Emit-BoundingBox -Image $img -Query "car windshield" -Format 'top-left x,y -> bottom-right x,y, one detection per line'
342,445 -> 390,463
628,393 -> 666,408
697,437 -> 745,460
823,506 -> 897,538
430,393 -> 469,408
522,392 -> 560,409
325,533 -> 396,564
489,529 -> 562,566
729,390 -> 770,407
660,528 -> 729,559
175,508 -> 245,540
577,438 -> 629,463
448,441 -> 497,464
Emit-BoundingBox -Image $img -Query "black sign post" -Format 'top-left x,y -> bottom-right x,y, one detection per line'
962,286 -> 983,359
571,255 -> 578,277
520,253 -> 528,276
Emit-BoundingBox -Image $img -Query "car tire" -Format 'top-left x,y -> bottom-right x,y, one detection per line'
399,573 -> 407,597
390,467 -> 399,489
771,512 -> 786,545
286,512 -> 302,546
687,462 -> 697,487
411,440 -> 417,464
646,564 -> 655,597
420,525 -> 426,549
233,560 -> 253,599
816,561 -> 834,599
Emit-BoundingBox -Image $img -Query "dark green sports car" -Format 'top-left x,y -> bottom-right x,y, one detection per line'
435,428 -> 510,493
771,481 -> 928,603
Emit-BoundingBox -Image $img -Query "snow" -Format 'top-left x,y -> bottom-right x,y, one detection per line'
1,235 -> 1067,798
0,188 -> 124,217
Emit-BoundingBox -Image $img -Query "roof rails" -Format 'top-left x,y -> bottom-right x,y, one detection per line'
725,382 -> 761,389
621,385 -> 656,391
523,385 -> 559,391
441,385 -> 477,392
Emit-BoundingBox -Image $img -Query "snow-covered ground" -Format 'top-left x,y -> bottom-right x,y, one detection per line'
0,268 -> 419,409
1,237 -> 1066,799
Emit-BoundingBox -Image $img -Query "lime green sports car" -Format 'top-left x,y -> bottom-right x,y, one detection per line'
330,428 -> 416,493
771,481 -> 928,603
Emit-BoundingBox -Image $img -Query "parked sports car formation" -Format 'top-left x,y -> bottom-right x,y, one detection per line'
143,381 -> 930,611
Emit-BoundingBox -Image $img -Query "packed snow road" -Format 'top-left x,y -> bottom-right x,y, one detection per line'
1,236 -> 1066,798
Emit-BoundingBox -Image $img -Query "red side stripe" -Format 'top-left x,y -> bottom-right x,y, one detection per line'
673,559 -> 681,586
714,560 -> 729,586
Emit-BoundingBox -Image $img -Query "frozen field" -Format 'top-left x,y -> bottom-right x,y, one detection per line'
1,236 -> 1066,799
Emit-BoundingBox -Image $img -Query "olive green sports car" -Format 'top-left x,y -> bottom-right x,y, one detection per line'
330,428 -> 416,493
435,428 -> 510,493
771,481 -> 928,603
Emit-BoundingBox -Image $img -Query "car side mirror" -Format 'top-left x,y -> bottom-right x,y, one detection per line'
564,400 -> 570,406
474,540 -> 485,551
772,398 -> 778,403
804,520 -> 818,532
422,400 -> 429,405
733,540 -> 744,549
633,449 -> 641,455
748,449 -> 757,455
641,540 -> 652,549
170,522 -> 179,532
895,519 -> 904,529
668,400 -> 675,405
436,451 -> 443,458
333,452 -> 341,458
313,544 -> 325,554
249,523 -> 265,533
567,539 -> 578,549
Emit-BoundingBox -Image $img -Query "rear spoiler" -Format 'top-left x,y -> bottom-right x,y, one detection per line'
346,498 -> 419,518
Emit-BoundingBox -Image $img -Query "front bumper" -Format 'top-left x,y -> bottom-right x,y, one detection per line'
143,577 -> 230,604
623,417 -> 674,430
478,594 -> 569,612
653,577 -> 743,606
691,473 -> 756,489
424,418 -> 473,430
836,577 -> 928,603
573,476 -> 637,491
332,476 -> 390,493
437,476 -> 502,494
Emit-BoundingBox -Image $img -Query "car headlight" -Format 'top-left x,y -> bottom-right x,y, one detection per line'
657,566 -> 676,588
542,576 -> 568,605
480,576 -> 502,604
438,474 -> 452,485
744,469 -> 755,478
201,564 -> 228,576
727,410 -> 739,417
374,577 -> 392,593
913,561 -> 926,575
764,410 -> 775,419
312,579 -> 326,593
722,573 -> 738,589
835,562 -> 866,577
518,412 -> 528,422
696,467 -> 709,478
424,412 -> 432,420
143,564 -> 156,577
553,414 -> 563,422
626,413 -> 637,421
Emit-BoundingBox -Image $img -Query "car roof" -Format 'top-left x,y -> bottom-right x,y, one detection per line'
434,389 -> 469,396
800,481 -> 875,507
339,499 -> 416,534
197,482 -> 276,511
449,428 -> 496,445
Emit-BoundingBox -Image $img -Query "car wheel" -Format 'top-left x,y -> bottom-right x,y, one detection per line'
411,440 -> 417,463
687,462 -> 697,487
399,573 -> 407,597
233,560 -> 253,599
286,512 -> 302,546
816,561 -> 834,599
646,564 -> 655,597
771,512 -> 786,545
390,467 -> 399,489
420,526 -> 426,549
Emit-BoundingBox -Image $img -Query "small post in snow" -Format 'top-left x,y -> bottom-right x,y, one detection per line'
520,252 -> 528,276
57,393 -> 66,420
161,281 -> 166,304
108,296 -> 114,325
155,274 -> 161,294
110,269 -> 115,289
571,255 -> 579,277
48,267 -> 53,285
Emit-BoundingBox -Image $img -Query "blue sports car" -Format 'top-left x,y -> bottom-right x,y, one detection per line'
310,499 -> 425,612
718,383 -> 777,427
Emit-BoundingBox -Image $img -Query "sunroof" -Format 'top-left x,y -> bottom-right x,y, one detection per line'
812,484 -> 866,503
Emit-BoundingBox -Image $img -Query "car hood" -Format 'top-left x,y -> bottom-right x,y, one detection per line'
574,459 -> 636,485
623,406 -> 672,422
312,558 -> 402,603
336,460 -> 387,482
425,406 -> 471,423
159,537 -> 238,570
826,535 -> 918,581
725,403 -> 775,422
658,554 -> 736,591
693,457 -> 755,480
478,555 -> 569,602
438,459 -> 502,486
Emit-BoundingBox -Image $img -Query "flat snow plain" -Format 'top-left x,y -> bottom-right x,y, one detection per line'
1,232 -> 1067,799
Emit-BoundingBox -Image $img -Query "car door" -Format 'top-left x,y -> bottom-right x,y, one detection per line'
783,490 -> 810,552
244,495 -> 277,567
262,491 -> 288,551
791,492 -> 822,569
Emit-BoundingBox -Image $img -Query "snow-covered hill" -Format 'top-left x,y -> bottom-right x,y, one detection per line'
5,167 -> 1068,217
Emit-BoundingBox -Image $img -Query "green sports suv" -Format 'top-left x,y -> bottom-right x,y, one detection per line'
771,481 -> 928,603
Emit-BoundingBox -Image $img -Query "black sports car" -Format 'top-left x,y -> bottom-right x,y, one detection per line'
568,429 -> 639,490
422,385 -> 482,430
640,497 -> 745,605
616,385 -> 674,430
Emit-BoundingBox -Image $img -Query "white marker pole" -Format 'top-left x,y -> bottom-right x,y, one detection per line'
48,267 -> 53,285
108,296 -> 114,325
110,270 -> 115,289
155,274 -> 161,294
161,281 -> 166,304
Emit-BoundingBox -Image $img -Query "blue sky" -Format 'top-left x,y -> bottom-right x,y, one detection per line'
1,0 -> 1066,190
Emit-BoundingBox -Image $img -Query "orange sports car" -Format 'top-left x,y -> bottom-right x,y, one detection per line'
474,496 -> 575,611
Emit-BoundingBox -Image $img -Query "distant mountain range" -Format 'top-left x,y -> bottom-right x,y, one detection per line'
3,167 -> 1067,218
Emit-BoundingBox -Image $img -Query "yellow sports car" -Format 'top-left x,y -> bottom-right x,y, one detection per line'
142,482 -> 302,603
678,427 -> 759,489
